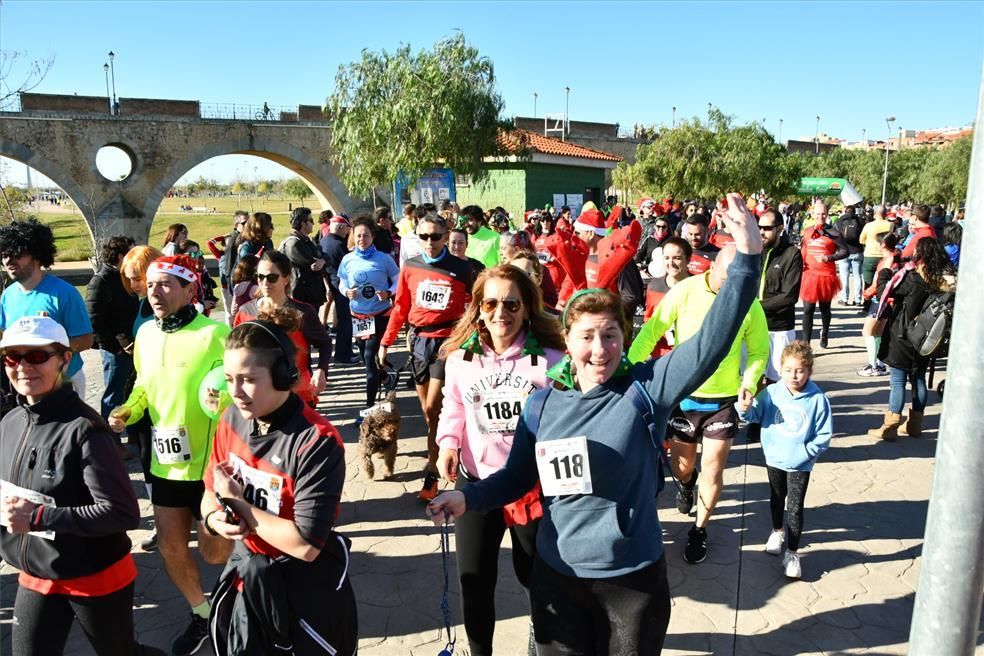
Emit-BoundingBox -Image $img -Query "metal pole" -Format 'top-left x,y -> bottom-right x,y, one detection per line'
533,92 -> 538,119
564,87 -> 570,140
108,51 -> 117,116
862,128 -> 866,150
103,64 -> 110,113
908,63 -> 984,655
779,118 -> 783,144
672,106 -> 676,128
815,115 -> 820,154
881,116 -> 894,205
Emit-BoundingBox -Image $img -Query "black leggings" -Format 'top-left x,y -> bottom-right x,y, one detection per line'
356,314 -> 390,407
12,582 -> 164,656
801,301 -> 832,343
767,467 -> 812,551
531,556 -> 670,656
453,477 -> 538,656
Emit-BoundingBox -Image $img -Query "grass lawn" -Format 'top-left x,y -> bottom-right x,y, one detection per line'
38,195 -> 323,261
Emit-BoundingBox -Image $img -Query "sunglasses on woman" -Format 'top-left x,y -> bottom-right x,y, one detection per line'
255,273 -> 281,283
654,224 -> 669,231
3,349 -> 63,367
480,297 -> 522,314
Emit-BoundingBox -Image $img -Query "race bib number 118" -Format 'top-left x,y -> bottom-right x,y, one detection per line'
535,436 -> 592,497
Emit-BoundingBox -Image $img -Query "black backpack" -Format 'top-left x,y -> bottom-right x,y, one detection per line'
905,291 -> 955,358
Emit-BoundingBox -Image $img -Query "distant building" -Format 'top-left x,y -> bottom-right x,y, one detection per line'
455,129 -> 622,219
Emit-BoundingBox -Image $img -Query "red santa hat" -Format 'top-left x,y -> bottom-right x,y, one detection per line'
147,255 -> 199,284
573,208 -> 607,236
638,197 -> 657,210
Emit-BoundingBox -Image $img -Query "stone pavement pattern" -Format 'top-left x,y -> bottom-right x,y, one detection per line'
1,306 -> 982,655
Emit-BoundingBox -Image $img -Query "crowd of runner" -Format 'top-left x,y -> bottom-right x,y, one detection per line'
0,189 -> 961,655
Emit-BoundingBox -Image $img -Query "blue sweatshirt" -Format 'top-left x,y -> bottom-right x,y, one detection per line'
462,251 -> 760,579
337,246 -> 400,316
738,380 -> 832,472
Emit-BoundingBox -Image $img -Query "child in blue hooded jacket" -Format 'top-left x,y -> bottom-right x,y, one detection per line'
738,340 -> 832,579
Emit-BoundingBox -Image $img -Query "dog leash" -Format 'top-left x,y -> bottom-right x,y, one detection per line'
438,512 -> 456,656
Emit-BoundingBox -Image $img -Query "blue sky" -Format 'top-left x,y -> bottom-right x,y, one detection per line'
1,0 -> 982,186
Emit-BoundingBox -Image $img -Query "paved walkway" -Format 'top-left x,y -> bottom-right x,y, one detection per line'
2,305 -> 982,655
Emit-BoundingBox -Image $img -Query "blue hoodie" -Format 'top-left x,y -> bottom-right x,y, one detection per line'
739,380 -> 832,472
337,246 -> 400,316
462,251 -> 760,579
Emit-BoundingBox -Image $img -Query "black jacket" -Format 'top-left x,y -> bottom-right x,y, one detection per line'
209,538 -> 357,656
319,233 -> 349,288
0,385 -> 139,580
86,264 -> 139,353
838,213 -> 865,255
281,230 -> 328,308
760,237 -> 803,331
877,267 -> 931,371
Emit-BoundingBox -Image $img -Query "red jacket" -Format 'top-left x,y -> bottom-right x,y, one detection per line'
901,226 -> 935,260
383,250 -> 474,346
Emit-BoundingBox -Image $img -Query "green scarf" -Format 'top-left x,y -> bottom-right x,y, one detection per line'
460,330 -> 546,359
545,354 -> 633,390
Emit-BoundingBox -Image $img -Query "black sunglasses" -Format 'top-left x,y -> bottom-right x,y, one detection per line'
758,225 -> 780,232
3,349 -> 63,367
654,224 -> 669,230
255,273 -> 281,283
480,297 -> 522,314
417,233 -> 446,242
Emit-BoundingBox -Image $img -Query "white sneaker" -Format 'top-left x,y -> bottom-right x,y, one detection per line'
765,531 -> 785,555
783,551 -> 802,579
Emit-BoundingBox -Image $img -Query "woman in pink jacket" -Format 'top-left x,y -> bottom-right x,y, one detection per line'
436,264 -> 566,656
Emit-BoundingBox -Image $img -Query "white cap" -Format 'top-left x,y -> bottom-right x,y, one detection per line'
0,315 -> 70,349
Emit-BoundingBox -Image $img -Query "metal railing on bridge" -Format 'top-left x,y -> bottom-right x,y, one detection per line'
199,103 -> 300,122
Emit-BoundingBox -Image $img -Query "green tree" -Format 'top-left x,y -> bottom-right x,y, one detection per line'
326,32 -> 507,196
913,136 -> 972,208
283,178 -> 313,203
614,109 -> 801,201
257,181 -> 270,196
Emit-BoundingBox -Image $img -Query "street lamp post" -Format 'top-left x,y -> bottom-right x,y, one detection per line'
108,51 -> 117,116
672,106 -> 676,128
533,92 -> 538,119
882,116 -> 896,206
815,115 -> 821,154
862,128 -> 867,151
564,86 -> 570,140
779,118 -> 783,144
103,63 -> 110,114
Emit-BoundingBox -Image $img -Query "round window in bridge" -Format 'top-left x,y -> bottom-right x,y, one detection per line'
95,145 -> 134,182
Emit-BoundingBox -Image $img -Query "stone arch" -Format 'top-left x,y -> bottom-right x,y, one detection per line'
0,137 -> 97,242
144,132 -> 364,236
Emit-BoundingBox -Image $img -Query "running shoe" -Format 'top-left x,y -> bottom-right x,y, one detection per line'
857,364 -> 877,377
683,526 -> 707,564
418,471 -> 440,502
783,551 -> 802,579
140,531 -> 158,552
676,485 -> 695,515
819,332 -> 829,349
874,364 -> 889,376
171,614 -> 209,656
765,530 -> 785,555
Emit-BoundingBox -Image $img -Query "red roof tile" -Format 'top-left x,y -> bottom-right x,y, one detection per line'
498,129 -> 622,162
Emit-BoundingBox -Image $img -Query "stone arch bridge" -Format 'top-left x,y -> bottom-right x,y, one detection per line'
0,93 -> 370,247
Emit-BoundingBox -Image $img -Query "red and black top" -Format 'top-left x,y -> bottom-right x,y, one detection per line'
204,394 -> 345,558
383,250 -> 474,346
643,276 -> 674,358
687,244 -> 720,275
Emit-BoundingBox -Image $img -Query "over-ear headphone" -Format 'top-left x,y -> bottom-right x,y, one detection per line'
241,320 -> 299,391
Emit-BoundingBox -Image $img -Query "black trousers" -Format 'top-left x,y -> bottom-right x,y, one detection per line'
801,301 -> 832,342
767,466 -> 812,551
531,556 -> 670,656
356,314 -> 390,407
453,476 -> 538,656
12,582 -> 164,656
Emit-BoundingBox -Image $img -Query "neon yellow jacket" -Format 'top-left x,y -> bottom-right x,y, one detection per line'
465,225 -> 502,269
123,313 -> 230,481
628,272 -> 769,397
